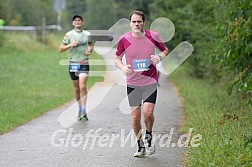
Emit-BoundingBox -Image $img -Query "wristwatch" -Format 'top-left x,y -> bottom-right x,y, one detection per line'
158,55 -> 162,61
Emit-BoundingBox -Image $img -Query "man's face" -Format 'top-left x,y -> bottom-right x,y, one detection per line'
130,14 -> 145,33
72,18 -> 83,29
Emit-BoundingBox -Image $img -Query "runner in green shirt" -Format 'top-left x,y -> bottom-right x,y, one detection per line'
59,15 -> 93,121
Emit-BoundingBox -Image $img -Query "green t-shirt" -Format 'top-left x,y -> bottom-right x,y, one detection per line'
62,29 -> 92,62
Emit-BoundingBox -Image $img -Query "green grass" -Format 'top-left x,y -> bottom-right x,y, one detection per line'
170,66 -> 252,167
0,32 -> 105,134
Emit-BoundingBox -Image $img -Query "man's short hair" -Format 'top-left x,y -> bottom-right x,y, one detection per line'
129,11 -> 145,22
72,15 -> 83,21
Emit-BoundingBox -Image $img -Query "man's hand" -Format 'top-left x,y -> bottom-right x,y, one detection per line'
59,41 -> 78,52
150,55 -> 161,64
84,45 -> 93,56
70,41 -> 78,47
123,65 -> 133,75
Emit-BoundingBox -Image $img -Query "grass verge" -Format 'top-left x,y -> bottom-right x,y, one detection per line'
170,66 -> 252,166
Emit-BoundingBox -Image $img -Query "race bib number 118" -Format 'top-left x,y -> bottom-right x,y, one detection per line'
132,58 -> 150,71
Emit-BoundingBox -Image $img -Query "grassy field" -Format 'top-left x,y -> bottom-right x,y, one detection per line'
0,32 -> 105,134
170,66 -> 252,166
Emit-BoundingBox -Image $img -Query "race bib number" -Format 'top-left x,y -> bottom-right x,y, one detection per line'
69,63 -> 81,72
132,58 -> 150,71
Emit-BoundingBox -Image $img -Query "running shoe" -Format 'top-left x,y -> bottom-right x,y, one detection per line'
80,113 -> 88,121
77,112 -> 88,121
77,111 -> 82,121
134,146 -> 146,158
145,139 -> 155,155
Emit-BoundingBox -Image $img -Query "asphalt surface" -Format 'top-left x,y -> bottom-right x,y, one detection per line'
0,48 -> 185,167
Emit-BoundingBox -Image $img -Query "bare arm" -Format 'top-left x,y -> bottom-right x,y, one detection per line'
151,47 -> 169,64
84,43 -> 94,55
58,41 -> 78,53
159,47 -> 169,59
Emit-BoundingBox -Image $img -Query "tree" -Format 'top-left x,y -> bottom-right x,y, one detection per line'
0,0 -> 57,26
212,0 -> 252,101
84,0 -> 119,29
149,0 -> 218,78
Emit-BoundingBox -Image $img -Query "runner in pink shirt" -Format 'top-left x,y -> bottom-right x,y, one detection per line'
114,10 -> 169,157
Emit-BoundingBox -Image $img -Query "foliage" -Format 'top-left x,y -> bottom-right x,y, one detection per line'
0,0 -> 57,26
84,0 -> 119,29
212,0 -> 252,102
149,0 -> 252,103
149,0 -> 219,78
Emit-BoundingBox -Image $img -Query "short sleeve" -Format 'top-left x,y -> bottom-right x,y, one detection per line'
154,34 -> 167,52
84,30 -> 93,44
115,37 -> 125,57
62,34 -> 70,45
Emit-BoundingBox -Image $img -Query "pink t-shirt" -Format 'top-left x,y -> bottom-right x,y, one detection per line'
116,30 -> 167,86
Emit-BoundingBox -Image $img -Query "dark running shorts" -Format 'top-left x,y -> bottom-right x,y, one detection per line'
69,63 -> 89,80
127,83 -> 157,107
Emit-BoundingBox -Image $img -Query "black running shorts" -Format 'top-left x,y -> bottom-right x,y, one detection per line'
127,83 -> 157,107
69,63 -> 89,80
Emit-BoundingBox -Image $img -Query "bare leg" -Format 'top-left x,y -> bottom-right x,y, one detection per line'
78,73 -> 88,109
143,102 -> 155,155
143,102 -> 155,132
131,106 -> 142,140
72,79 -> 81,106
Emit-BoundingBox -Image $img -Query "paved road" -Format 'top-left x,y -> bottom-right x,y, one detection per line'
0,48 -> 185,167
